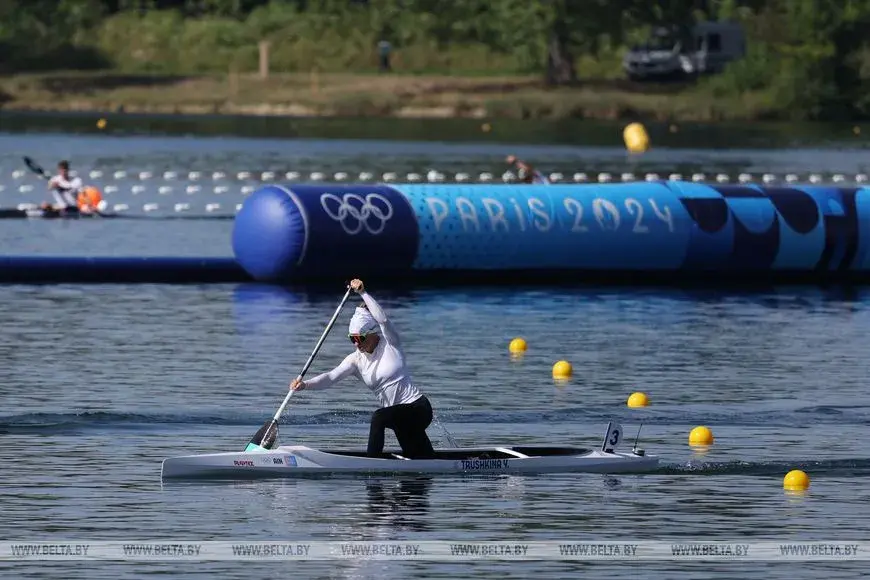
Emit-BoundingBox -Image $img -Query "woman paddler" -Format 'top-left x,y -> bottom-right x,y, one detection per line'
290,278 -> 437,459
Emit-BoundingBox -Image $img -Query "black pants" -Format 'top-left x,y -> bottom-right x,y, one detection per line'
368,395 -> 435,459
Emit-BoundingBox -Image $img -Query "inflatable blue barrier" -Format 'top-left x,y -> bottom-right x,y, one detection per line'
231,181 -> 870,284
0,256 -> 250,284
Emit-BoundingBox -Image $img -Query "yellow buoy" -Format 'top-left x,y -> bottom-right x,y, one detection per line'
96,118 -> 107,129
623,122 -> 649,153
783,469 -> 810,491
688,425 -> 714,446
552,360 -> 573,379
481,123 -> 491,133
508,337 -> 527,354
627,392 -> 649,408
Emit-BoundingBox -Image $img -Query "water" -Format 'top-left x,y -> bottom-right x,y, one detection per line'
1,115 -> 869,577
2,284 -> 870,578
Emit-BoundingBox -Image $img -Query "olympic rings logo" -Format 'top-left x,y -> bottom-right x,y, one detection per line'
320,193 -> 395,235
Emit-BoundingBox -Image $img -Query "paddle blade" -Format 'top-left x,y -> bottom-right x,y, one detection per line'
246,419 -> 279,451
23,156 -> 48,179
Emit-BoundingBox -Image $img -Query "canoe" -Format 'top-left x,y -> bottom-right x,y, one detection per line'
160,422 -> 659,479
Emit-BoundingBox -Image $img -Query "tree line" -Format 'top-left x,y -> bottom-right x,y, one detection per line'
1,0 -> 869,119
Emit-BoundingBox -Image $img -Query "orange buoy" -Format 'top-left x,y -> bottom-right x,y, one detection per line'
77,186 -> 104,211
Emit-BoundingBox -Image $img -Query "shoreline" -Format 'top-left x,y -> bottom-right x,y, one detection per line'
0,71 -> 778,123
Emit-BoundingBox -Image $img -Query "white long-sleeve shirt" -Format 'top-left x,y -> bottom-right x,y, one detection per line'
304,291 -> 422,408
48,175 -> 82,208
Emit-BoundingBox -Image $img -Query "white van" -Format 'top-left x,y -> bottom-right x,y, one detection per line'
623,21 -> 746,81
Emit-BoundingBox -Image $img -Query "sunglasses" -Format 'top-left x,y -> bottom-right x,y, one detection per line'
349,334 -> 369,345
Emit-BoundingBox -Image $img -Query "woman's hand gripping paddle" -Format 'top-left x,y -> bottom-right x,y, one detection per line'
245,286 -> 353,452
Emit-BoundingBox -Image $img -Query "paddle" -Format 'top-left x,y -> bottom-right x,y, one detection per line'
23,156 -> 51,180
245,285 -> 354,452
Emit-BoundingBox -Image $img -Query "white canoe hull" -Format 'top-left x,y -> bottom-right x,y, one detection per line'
161,444 -> 659,479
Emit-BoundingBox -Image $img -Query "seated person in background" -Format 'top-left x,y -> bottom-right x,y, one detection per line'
506,155 -> 550,184
42,160 -> 82,213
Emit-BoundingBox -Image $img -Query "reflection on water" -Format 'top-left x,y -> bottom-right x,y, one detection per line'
364,477 -> 433,533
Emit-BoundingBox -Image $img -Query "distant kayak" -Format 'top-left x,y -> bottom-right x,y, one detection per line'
0,207 -> 235,220
0,207 -> 105,219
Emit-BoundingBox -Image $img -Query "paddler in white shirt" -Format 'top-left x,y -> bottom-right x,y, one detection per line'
290,278 -> 436,459
43,160 -> 83,213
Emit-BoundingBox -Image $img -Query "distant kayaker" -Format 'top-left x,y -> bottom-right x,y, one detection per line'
506,155 -> 549,184
290,278 -> 437,460
43,160 -> 82,213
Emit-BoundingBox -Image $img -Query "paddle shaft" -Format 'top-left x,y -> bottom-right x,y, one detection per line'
269,286 -> 353,423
